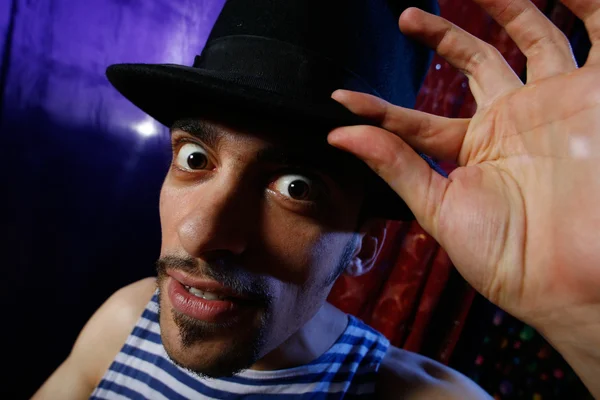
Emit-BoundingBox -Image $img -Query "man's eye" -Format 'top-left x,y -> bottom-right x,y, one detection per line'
175,143 -> 210,171
272,174 -> 319,201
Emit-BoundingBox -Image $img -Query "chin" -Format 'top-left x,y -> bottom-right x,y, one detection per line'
157,290 -> 268,378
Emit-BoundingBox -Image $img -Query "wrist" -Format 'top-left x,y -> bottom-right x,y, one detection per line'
529,304 -> 600,398
530,303 -> 600,352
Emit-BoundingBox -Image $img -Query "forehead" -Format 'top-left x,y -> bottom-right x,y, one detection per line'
170,118 -> 366,179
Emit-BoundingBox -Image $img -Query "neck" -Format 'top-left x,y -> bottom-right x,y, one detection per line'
250,302 -> 348,371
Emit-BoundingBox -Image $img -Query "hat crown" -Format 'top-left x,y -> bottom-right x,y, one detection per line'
202,0 -> 438,108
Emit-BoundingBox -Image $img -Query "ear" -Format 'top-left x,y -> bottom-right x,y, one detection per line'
344,219 -> 387,277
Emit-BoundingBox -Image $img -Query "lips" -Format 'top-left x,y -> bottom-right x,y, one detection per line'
167,269 -> 252,300
165,269 -> 258,323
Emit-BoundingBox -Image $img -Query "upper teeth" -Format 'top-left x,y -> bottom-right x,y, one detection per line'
185,286 -> 226,301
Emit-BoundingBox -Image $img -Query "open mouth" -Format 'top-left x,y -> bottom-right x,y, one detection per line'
184,285 -> 235,301
165,269 -> 261,323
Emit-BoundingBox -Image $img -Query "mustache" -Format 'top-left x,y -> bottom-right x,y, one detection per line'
155,255 -> 273,305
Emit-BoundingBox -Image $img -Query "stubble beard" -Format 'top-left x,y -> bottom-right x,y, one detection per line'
156,286 -> 270,378
152,234 -> 357,378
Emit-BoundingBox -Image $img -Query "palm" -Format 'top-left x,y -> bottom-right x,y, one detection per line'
442,66 -> 600,321
329,0 -> 600,326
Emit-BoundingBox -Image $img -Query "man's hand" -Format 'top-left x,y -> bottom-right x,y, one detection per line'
328,0 -> 600,396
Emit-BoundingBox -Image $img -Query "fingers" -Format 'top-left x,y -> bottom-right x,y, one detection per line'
560,0 -> 600,65
472,0 -> 578,80
327,125 -> 449,234
399,8 -> 523,106
331,90 -> 470,162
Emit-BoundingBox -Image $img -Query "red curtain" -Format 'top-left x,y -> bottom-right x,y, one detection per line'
327,0 -> 577,364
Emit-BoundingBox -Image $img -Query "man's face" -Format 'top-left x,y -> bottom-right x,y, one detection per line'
155,117 -> 366,378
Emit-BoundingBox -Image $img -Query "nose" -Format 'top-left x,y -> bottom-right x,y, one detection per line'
176,175 -> 258,259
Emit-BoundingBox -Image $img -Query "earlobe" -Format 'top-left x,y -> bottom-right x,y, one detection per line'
345,258 -> 365,277
344,219 -> 387,277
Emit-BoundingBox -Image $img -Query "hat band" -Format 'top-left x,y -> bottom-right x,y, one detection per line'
193,35 -> 381,100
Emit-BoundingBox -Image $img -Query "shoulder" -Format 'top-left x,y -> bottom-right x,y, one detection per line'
69,277 -> 157,385
32,277 -> 157,399
375,345 -> 492,400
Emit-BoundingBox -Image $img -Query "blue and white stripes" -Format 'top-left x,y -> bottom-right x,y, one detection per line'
91,294 -> 390,399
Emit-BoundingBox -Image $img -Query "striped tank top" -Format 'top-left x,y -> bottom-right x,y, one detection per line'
91,293 -> 390,399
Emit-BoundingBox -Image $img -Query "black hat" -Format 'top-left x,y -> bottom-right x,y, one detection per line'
106,0 -> 446,221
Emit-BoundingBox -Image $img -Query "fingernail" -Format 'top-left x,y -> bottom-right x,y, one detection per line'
331,89 -> 348,101
327,129 -> 344,144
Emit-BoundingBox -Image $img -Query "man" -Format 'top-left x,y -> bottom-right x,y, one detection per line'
33,0 -> 600,398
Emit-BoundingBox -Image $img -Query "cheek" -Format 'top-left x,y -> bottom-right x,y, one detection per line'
310,232 -> 356,279
257,217 -> 318,284
258,207 -> 353,287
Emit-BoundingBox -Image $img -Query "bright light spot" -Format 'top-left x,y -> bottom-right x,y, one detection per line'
570,136 -> 590,159
435,63 -> 442,70
133,119 -> 158,137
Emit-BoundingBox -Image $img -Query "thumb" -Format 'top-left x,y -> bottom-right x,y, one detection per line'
328,124 -> 450,236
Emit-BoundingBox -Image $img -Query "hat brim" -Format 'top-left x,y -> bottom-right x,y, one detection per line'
106,63 -> 426,220
107,63 -> 373,128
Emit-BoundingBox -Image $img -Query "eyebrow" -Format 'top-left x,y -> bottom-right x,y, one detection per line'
170,119 -> 221,149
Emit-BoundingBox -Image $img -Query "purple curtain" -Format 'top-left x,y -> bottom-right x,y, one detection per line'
0,1 -> 224,397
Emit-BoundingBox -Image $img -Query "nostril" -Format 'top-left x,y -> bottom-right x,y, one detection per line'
200,250 -> 239,265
